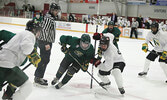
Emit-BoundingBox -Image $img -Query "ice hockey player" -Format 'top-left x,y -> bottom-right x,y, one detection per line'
33,12 -> 43,24
138,21 -> 167,83
0,20 -> 41,100
101,21 -> 121,49
51,34 -> 94,89
34,3 -> 61,86
91,32 -> 126,94
0,30 -> 15,47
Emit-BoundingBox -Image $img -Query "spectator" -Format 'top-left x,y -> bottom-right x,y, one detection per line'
117,17 -> 124,27
87,18 -> 91,24
136,14 -> 143,28
111,13 -> 118,25
83,17 -> 88,24
31,5 -> 35,17
144,20 -> 150,29
27,4 -> 31,12
39,10 -> 44,17
130,18 -> 139,39
148,17 -> 152,25
68,13 -> 74,22
22,4 -> 27,12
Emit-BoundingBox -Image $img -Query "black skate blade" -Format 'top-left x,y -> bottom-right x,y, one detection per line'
33,82 -> 48,88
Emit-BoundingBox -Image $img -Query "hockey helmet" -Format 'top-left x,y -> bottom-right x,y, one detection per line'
108,21 -> 114,26
151,21 -> 159,35
107,21 -> 114,32
50,3 -> 61,11
80,34 -> 91,50
100,36 -> 110,51
26,20 -> 42,34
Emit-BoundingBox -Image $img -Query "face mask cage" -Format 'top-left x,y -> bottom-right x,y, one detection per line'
80,41 -> 90,50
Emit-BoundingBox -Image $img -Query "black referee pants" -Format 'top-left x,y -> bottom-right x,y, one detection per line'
34,40 -> 52,78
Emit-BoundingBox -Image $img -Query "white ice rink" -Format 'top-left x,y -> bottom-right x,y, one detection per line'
0,23 -> 167,100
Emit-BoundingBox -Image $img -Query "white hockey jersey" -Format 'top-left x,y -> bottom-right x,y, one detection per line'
0,30 -> 35,68
98,33 -> 125,71
145,30 -> 167,52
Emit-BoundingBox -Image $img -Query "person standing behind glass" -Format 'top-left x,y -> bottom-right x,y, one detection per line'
130,18 -> 139,39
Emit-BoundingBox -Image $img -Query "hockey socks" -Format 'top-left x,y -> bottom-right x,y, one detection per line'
2,84 -> 16,100
138,59 -> 151,76
55,72 -> 73,89
112,68 -> 125,94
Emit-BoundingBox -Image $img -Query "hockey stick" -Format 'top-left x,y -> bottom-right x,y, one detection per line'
68,52 -> 108,91
1,63 -> 32,87
90,25 -> 98,89
91,2 -> 100,89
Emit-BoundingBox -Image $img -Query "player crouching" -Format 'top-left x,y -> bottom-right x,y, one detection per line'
0,20 -> 41,100
51,34 -> 94,89
91,33 -> 126,94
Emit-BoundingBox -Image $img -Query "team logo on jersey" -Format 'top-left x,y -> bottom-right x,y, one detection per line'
74,50 -> 83,57
153,38 -> 160,46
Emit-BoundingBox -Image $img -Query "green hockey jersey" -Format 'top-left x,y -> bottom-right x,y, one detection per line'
102,27 -> 121,49
60,35 -> 95,71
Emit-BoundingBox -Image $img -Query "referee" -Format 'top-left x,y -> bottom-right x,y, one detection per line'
34,3 -> 61,86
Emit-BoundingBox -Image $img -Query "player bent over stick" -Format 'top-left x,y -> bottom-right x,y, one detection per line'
51,34 -> 94,89
138,21 -> 167,83
0,20 -> 41,100
91,32 -> 126,94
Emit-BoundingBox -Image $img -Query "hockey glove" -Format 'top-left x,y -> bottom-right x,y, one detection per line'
142,43 -> 148,53
61,43 -> 69,54
94,60 -> 101,67
90,58 -> 101,67
93,33 -> 103,40
81,63 -> 89,72
160,51 -> 167,60
27,48 -> 41,67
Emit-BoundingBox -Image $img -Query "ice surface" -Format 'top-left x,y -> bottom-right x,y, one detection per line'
0,24 -> 167,100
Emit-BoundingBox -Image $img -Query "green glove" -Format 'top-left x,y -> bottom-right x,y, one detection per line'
142,43 -> 148,53
160,51 -> 167,60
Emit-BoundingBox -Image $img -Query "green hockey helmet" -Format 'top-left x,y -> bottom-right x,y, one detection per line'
108,21 -> 114,26
80,34 -> 91,44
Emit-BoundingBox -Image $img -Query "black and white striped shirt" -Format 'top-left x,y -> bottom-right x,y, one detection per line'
38,13 -> 56,43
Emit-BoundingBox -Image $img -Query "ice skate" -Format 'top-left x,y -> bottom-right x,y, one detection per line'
2,92 -> 13,100
43,79 -> 48,83
118,87 -> 125,94
2,89 -> 13,100
99,82 -> 111,87
138,72 -> 147,76
34,77 -> 48,87
51,77 -> 59,85
2,84 -> 16,100
55,82 -> 64,89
